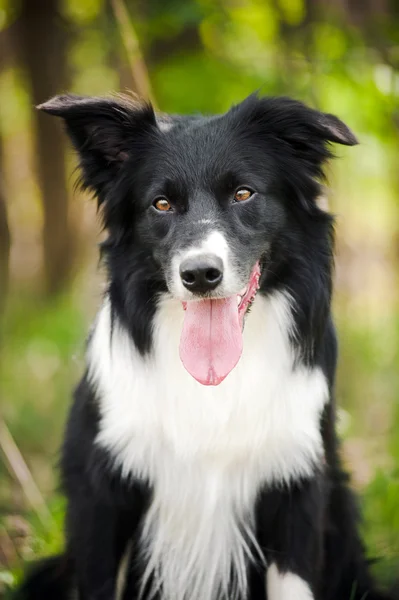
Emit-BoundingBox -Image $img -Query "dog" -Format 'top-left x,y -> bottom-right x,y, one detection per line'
16,92 -> 395,600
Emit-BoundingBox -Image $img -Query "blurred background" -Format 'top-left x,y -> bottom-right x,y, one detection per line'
0,0 -> 398,595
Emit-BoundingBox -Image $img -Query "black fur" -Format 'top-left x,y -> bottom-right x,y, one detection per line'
16,93 -> 395,600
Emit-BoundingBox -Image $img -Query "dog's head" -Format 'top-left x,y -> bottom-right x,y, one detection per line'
39,93 -> 357,385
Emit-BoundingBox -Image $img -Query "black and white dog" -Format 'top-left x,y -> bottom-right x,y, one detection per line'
17,93 -> 394,600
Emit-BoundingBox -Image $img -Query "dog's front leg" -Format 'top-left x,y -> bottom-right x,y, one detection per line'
257,476 -> 325,600
64,464 -> 146,600
61,380 -> 149,600
65,486 -> 122,600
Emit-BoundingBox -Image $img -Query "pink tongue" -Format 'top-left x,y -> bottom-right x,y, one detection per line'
179,297 -> 243,386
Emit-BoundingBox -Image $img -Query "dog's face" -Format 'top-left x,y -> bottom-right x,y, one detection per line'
39,93 -> 356,385
135,114 -> 285,305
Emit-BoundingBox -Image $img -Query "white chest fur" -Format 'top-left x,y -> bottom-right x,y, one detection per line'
88,292 -> 328,600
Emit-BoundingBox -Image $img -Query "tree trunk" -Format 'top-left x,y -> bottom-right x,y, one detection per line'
18,0 -> 74,296
0,136 -> 10,319
0,30 -> 11,320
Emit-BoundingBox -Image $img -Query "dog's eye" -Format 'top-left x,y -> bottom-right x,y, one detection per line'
234,188 -> 253,203
153,198 -> 172,212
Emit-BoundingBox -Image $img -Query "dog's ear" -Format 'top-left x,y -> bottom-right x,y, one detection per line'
37,94 -> 158,198
234,94 -> 357,213
235,94 -> 358,157
312,111 -> 358,147
279,101 -> 358,150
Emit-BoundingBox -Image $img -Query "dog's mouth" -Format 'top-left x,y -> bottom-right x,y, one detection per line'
179,262 -> 261,386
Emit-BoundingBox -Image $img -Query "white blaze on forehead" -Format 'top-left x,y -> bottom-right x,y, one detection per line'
194,219 -> 213,225
181,230 -> 229,262
267,564 -> 314,600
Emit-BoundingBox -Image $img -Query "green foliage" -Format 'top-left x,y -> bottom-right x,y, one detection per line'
1,294 -> 86,457
0,293 -> 89,593
0,496 -> 65,594
363,469 -> 399,585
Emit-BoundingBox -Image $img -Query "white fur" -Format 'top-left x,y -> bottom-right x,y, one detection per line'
88,292 -> 328,600
195,219 -> 213,225
156,118 -> 174,132
116,541 -> 133,600
267,564 -> 314,600
170,230 -> 241,299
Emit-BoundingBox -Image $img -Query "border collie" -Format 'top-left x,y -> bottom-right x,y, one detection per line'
16,93 -> 395,600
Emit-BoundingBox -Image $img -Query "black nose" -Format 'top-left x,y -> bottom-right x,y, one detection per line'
179,254 -> 223,293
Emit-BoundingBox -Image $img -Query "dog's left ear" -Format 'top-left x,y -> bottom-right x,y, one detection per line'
307,110 -> 358,147
236,94 -> 358,153
37,94 -> 158,199
234,95 -> 357,213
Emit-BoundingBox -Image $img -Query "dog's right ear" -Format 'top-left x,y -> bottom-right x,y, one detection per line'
37,94 -> 158,198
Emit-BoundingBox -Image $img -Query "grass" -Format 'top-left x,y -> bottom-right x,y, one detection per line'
0,290 -> 89,594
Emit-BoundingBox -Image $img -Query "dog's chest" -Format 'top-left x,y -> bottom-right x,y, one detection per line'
89,294 -> 327,488
89,293 -> 328,600
90,293 -> 327,484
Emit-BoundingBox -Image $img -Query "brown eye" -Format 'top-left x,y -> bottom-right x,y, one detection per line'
154,198 -> 172,211
234,188 -> 253,202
